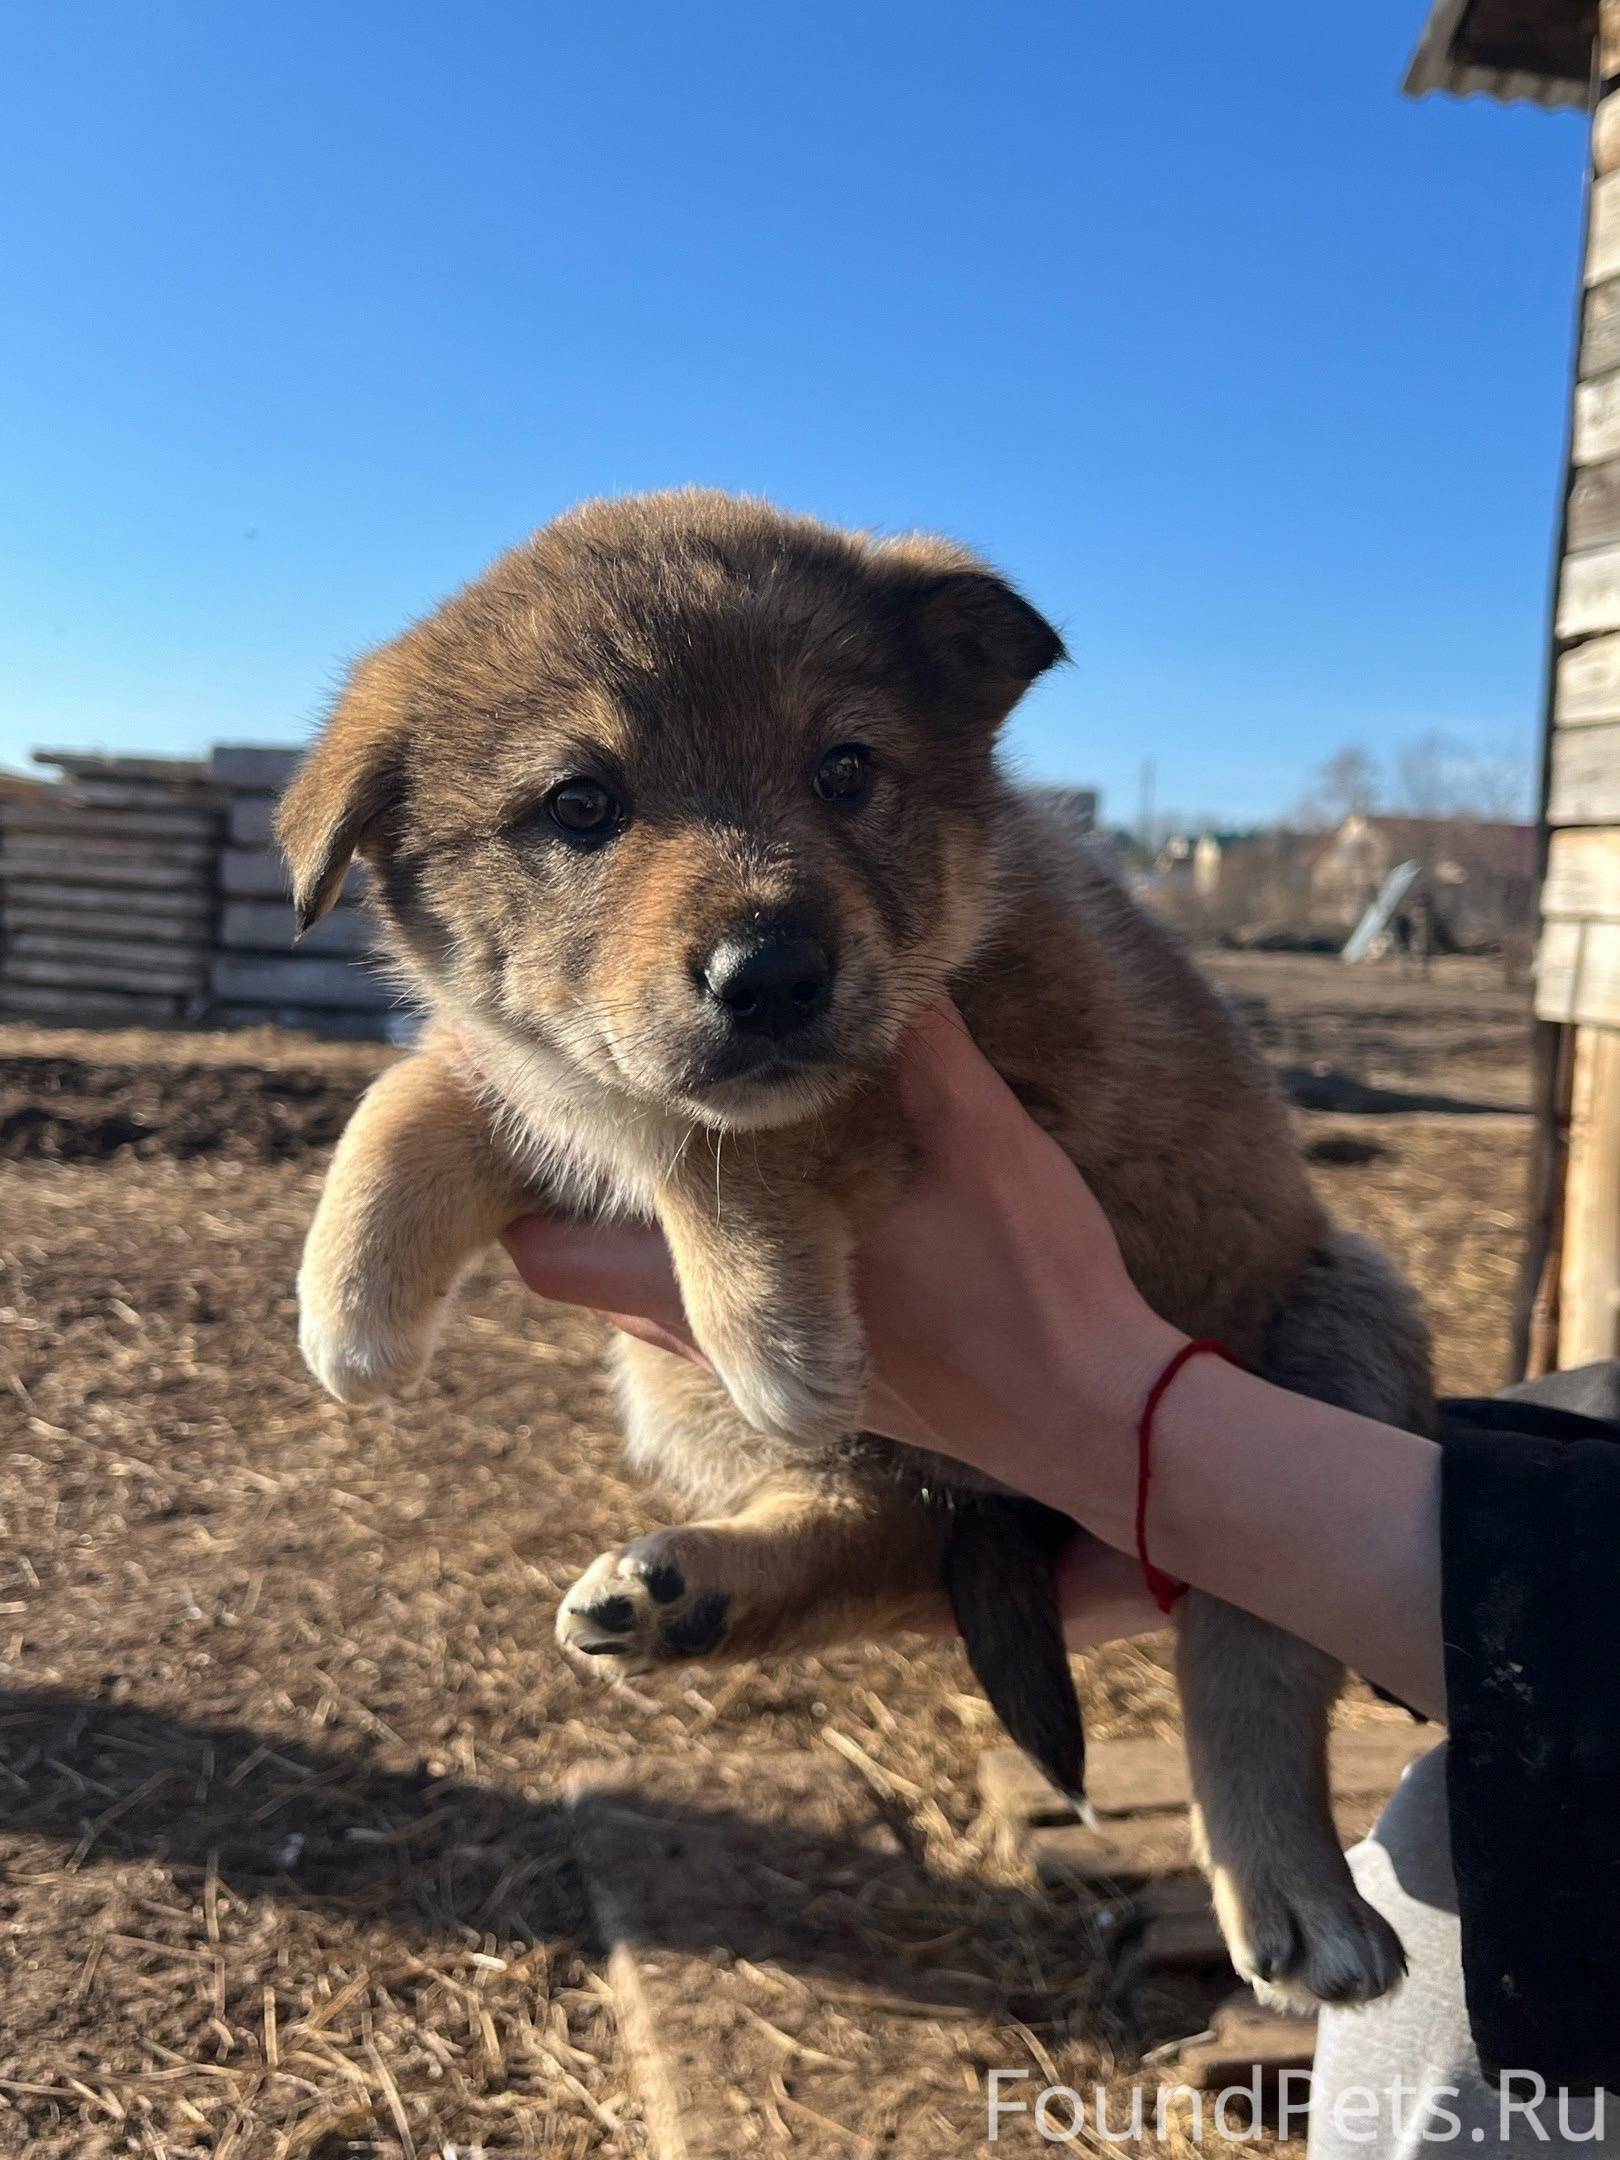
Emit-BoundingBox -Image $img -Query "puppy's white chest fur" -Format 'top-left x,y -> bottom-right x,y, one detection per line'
458,1017 -> 693,1222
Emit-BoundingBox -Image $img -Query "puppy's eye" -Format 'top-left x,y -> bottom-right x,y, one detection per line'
813,744 -> 872,805
546,777 -> 621,841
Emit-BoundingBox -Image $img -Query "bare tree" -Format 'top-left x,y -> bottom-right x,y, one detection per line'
1393,730 -> 1531,822
1296,745 -> 1381,829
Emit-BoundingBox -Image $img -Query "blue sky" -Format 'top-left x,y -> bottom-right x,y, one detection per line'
0,3 -> 1589,826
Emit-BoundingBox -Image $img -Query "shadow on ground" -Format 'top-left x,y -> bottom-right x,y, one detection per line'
0,1685 -> 1084,2021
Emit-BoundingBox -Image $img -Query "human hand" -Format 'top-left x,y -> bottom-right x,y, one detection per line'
503,1004 -> 1181,1590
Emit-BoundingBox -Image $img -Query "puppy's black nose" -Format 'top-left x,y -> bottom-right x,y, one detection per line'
702,927 -> 833,1038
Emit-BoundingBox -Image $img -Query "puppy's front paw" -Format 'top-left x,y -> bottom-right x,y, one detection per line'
557,1532 -> 733,1675
1212,1867 -> 1407,2013
297,1272 -> 445,1406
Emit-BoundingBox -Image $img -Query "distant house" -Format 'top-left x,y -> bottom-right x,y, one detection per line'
1155,831 -> 1248,900
1153,832 -> 1204,891
1310,813 -> 1537,935
1155,827 -> 1323,920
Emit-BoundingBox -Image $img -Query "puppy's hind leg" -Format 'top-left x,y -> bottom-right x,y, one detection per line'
560,1347 -> 952,1668
1179,1599 -> 1406,2011
558,1466 -> 953,1670
1178,1231 -> 1431,2012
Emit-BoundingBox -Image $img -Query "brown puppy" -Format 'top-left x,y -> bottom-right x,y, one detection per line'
281,489 -> 1430,2012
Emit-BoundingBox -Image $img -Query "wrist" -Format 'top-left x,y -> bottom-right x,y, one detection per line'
1017,1304 -> 1188,1547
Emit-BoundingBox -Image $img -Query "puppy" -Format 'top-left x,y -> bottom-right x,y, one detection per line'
281,489 -> 1430,2011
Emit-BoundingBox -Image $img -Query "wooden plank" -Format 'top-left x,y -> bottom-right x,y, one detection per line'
979,1725 -> 1430,1843
569,1751 -> 1021,2156
1543,828 -> 1620,920
28,778 -> 219,814
1569,458 -> 1620,553
1575,372 -> 1620,467
211,744 -> 301,791
1550,721 -> 1620,821
1128,1878 -> 1229,1974
3,906 -> 213,948
1556,629 -> 1620,724
1583,279 -> 1620,382
0,804 -> 221,844
1558,543 -> 1620,637
1029,1813 -> 1194,1891
1598,90 -> 1620,178
9,928 -> 208,968
0,833 -> 214,872
229,796 -> 277,846
219,899 -> 377,957
0,842 -> 213,892
1536,919 -> 1620,1025
979,1738 -> 1190,1829
0,880 -> 213,923
0,983 -> 185,1026
32,749 -> 211,785
3,953 -> 207,996
1590,172 -> 1620,288
211,954 -> 396,1010
1560,1025 -> 1620,1366
1172,1988 -> 1317,2090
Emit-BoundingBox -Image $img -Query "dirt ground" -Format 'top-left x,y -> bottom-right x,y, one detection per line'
0,953 -> 1532,2157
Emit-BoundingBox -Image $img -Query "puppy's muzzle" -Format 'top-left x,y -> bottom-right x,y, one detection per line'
700,919 -> 834,1043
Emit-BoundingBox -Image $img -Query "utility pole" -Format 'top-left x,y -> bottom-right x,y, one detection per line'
1137,757 -> 1157,848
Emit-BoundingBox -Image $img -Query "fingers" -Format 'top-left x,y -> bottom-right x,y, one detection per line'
896,999 -> 1030,1153
500,1216 -> 690,1334
598,1311 -> 710,1368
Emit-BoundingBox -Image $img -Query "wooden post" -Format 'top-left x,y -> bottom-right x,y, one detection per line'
1521,1021 -> 1574,1378
1560,1026 -> 1620,1362
1526,12 -> 1620,1374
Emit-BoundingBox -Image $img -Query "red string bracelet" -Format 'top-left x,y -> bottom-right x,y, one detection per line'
1134,1338 -> 1237,1614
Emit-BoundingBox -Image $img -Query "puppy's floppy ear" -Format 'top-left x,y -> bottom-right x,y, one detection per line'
875,536 -> 1066,726
279,655 -> 405,933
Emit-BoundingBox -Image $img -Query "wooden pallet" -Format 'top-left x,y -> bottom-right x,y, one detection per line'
209,745 -> 386,1032
977,1721 -> 1435,2086
1,753 -> 221,1011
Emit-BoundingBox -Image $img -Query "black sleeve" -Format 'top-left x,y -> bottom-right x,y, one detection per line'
1440,1369 -> 1620,2092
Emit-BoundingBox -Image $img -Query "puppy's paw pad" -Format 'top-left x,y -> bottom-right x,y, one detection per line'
1224,1882 -> 1406,2013
557,1536 -> 732,1675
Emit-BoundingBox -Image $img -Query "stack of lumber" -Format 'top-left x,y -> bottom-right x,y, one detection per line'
0,752 -> 223,1027
209,745 -> 398,1040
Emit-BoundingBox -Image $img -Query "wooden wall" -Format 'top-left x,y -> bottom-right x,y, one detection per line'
0,747 -> 397,1041
1536,5 -> 1620,1364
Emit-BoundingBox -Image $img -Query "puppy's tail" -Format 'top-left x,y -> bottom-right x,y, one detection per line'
943,1495 -> 1087,1807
